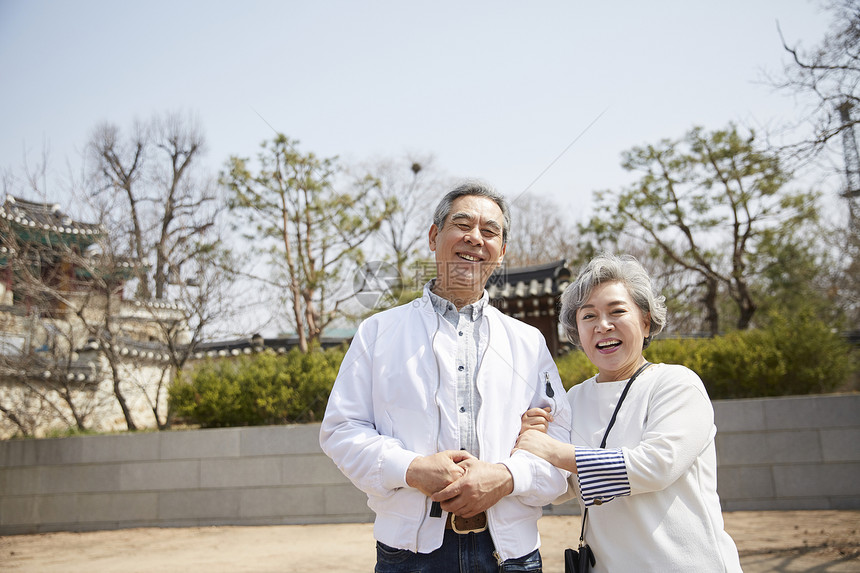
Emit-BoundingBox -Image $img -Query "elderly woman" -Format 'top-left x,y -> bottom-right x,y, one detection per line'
515,253 -> 742,572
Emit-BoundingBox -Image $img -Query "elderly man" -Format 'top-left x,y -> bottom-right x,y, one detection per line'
320,181 -> 571,572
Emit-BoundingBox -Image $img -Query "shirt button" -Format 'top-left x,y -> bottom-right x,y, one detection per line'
459,406 -> 466,413
458,331 -> 464,336
594,498 -> 604,506
458,365 -> 465,371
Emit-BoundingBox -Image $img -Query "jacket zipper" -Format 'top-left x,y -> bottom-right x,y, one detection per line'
474,318 -> 497,554
417,312 -> 445,549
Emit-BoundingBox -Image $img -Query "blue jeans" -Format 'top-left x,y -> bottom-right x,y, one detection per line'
375,529 -> 542,572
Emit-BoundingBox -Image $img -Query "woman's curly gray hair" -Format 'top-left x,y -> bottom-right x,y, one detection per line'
560,253 -> 667,349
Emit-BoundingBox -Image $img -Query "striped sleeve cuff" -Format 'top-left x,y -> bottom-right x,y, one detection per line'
575,447 -> 631,507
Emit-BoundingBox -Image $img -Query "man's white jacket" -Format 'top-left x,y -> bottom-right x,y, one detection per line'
319,293 -> 572,561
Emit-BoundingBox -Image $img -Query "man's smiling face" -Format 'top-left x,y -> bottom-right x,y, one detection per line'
429,195 -> 506,307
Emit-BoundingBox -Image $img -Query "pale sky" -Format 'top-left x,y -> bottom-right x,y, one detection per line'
0,0 -> 839,223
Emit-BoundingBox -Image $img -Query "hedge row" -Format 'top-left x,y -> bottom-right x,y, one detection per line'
556,312 -> 856,399
170,314 -> 856,427
169,345 -> 346,428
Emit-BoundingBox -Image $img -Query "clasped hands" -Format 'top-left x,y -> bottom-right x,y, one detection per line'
405,450 -> 513,518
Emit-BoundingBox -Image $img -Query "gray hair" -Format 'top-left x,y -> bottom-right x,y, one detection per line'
432,180 -> 511,245
560,253 -> 667,349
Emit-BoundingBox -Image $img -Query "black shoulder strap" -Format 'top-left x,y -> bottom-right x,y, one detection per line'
599,361 -> 651,448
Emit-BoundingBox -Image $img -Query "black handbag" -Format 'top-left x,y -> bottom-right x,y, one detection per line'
563,362 -> 651,573
563,511 -> 595,573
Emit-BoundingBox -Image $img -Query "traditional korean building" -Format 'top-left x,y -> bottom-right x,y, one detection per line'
0,196 -> 188,438
487,259 -> 572,355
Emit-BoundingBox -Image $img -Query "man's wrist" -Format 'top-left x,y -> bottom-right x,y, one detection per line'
497,463 -> 514,496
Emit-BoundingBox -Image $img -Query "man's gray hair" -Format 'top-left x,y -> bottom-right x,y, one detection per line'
560,252 -> 667,349
432,180 -> 511,245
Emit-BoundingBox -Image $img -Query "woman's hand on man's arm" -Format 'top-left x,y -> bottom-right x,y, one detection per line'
520,407 -> 552,434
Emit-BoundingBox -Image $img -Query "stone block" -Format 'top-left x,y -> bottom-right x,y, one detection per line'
36,494 -> 79,525
37,463 -> 122,494
159,427 -> 240,460
0,439 -> 36,467
32,436 -> 84,466
773,462 -> 860,497
323,483 -> 373,517
812,394 -> 860,428
120,460 -> 200,491
0,494 -> 39,526
76,492 -> 158,523
239,485 -> 325,518
762,394 -> 860,431
715,433 -> 768,466
2,467 -> 42,495
157,489 -> 241,521
820,428 -> 860,462
282,454 -> 350,485
200,457 -> 282,488
239,424 -> 324,456
764,396 -> 821,430
79,433 -> 160,464
713,399 -> 766,432
715,430 -> 823,465
830,496 -> 860,509
764,430 -> 822,464
716,465 -> 774,501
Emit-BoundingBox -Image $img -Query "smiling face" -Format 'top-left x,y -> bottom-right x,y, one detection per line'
576,280 -> 651,382
428,195 -> 506,308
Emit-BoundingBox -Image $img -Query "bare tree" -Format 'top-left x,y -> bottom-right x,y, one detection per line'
770,0 -> 860,156
1,113 -> 234,435
765,1 -> 860,332
351,154 -> 451,307
81,111 -> 232,429
505,193 -> 578,268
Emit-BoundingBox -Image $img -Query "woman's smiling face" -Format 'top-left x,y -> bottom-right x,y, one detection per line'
576,280 -> 651,382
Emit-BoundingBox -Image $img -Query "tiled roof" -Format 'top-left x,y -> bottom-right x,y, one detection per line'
487,259 -> 571,300
0,196 -> 102,237
190,333 -> 353,359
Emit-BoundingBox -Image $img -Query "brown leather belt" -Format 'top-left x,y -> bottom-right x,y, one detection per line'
445,511 -> 488,534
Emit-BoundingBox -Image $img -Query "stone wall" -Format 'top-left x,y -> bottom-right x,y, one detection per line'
1,393 -> 858,535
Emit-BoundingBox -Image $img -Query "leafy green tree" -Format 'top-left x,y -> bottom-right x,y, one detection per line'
581,124 -> 819,334
222,134 -> 395,352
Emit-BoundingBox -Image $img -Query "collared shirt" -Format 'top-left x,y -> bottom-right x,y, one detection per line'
425,280 -> 488,457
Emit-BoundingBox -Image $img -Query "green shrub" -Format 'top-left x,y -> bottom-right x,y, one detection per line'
552,314 -> 854,400
169,346 -> 346,428
643,337 -> 706,369
692,329 -> 787,398
555,350 -> 598,390
761,311 -> 854,396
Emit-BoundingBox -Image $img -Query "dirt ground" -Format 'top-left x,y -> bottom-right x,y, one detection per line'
1,510 -> 858,572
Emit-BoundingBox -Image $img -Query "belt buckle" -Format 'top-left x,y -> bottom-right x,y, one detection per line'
451,512 -> 488,534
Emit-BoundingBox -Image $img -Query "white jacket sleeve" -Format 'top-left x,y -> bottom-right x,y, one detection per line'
318,321 -> 420,498
623,369 -> 715,494
502,343 -> 572,506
